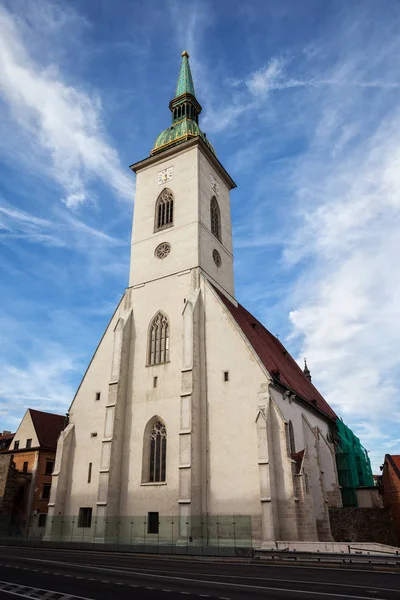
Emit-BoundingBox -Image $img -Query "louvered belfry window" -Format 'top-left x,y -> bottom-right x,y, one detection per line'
210,196 -> 221,241
148,312 -> 170,365
155,188 -> 174,231
149,420 -> 167,482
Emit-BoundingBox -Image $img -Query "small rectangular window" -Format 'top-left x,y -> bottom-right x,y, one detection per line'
153,376 -> 158,388
22,462 -> 28,473
26,439 -> 32,449
87,462 -> 92,484
14,441 -> 19,450
38,514 -> 47,528
78,507 -> 92,528
42,484 -> 51,500
95,392 -> 101,401
223,371 -> 229,382
45,460 -> 54,475
147,512 -> 159,534
91,432 -> 97,438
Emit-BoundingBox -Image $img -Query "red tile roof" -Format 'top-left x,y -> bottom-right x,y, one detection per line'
0,432 -> 14,441
29,409 -> 65,450
391,455 -> 400,471
387,455 -> 400,479
214,288 -> 337,421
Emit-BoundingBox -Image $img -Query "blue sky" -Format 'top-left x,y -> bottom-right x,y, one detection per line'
1,0 -> 400,472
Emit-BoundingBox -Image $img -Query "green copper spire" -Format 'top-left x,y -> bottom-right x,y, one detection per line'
175,50 -> 196,98
151,51 -> 216,157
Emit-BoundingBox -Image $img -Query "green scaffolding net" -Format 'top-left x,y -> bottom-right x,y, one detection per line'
335,418 -> 374,507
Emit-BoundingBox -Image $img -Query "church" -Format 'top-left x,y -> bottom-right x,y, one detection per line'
45,52 -> 342,549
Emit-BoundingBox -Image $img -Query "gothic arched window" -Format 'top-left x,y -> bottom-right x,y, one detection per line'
148,312 -> 170,365
210,196 -> 221,241
149,419 -> 167,482
142,417 -> 167,483
288,420 -> 296,455
155,188 -> 174,232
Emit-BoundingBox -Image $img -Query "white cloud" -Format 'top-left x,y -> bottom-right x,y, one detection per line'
0,346 -> 78,417
0,4 -> 132,209
276,52 -> 400,473
0,205 -> 125,249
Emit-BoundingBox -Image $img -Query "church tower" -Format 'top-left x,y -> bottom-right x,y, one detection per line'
128,51 -> 236,300
46,52 -> 341,549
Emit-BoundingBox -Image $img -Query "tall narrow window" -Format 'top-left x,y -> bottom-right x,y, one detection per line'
288,420 -> 296,455
148,312 -> 170,365
210,196 -> 221,241
26,439 -> 32,449
87,462 -> 92,483
149,420 -> 167,482
155,189 -> 174,232
147,512 -> 159,534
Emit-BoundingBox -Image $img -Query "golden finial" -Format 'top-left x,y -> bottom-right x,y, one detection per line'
181,50 -> 190,58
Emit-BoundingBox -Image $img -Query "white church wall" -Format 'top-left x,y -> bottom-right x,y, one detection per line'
118,270 -> 194,518
198,150 -> 234,297
63,299 -> 124,515
271,387 -> 338,496
202,279 -> 265,518
129,145 -> 200,288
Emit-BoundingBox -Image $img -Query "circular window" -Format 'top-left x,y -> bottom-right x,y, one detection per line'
212,249 -> 221,267
155,242 -> 171,259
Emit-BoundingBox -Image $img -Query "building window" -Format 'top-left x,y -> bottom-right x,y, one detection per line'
38,514 -> 47,528
14,440 -> 19,450
87,462 -> 92,484
95,392 -> 101,401
45,460 -> 54,475
78,507 -> 92,528
42,484 -> 51,500
155,188 -> 174,232
288,420 -> 296,455
26,439 -> 32,449
148,312 -> 170,366
22,462 -> 28,473
223,371 -> 229,382
153,376 -> 158,388
91,433 -> 97,438
210,196 -> 221,241
142,417 -> 167,484
147,512 -> 159,534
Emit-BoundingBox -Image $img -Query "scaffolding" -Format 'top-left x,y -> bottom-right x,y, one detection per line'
335,419 -> 374,507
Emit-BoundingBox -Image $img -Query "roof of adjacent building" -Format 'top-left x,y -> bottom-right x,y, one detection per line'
29,409 -> 65,450
215,288 -> 337,421
0,432 -> 14,441
386,454 -> 400,478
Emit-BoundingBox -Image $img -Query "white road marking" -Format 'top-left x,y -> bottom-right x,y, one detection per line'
0,554 -> 396,599
0,579 -> 96,600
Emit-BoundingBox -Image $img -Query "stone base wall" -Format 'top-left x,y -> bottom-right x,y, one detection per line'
329,507 -> 398,547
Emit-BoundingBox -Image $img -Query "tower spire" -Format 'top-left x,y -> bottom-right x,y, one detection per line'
303,358 -> 312,382
151,52 -> 215,156
175,50 -> 196,98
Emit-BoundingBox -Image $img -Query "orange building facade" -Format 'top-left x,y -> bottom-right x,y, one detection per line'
2,409 -> 65,537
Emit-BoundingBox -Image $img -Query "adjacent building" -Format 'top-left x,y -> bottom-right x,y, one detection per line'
0,409 -> 65,537
381,455 -> 400,544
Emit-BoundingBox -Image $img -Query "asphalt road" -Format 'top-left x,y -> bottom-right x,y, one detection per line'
0,545 -> 398,599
